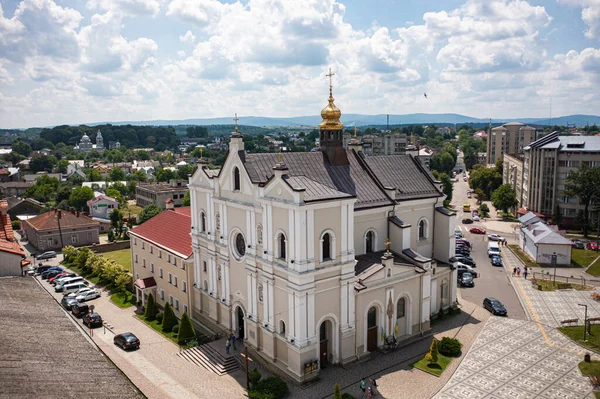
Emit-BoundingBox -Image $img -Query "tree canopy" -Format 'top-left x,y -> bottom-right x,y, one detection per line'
565,166 -> 600,236
69,186 -> 95,211
491,184 -> 518,214
138,204 -> 162,224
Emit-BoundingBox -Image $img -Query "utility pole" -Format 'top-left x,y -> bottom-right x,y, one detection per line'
56,210 -> 65,249
579,304 -> 588,341
245,345 -> 249,389
552,252 -> 557,283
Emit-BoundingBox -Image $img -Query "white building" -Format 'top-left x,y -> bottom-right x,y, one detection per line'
74,130 -> 104,154
519,212 -> 572,265
66,161 -> 86,180
87,194 -> 118,221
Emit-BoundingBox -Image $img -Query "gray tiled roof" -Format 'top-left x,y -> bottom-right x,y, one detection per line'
283,176 -> 354,202
243,151 -> 392,209
355,250 -> 406,275
363,155 -> 442,200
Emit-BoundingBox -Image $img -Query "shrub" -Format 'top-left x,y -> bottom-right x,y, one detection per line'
172,324 -> 179,334
426,338 -> 439,364
248,376 -> 288,399
438,337 -> 462,357
248,368 -> 262,389
156,312 -> 163,324
334,384 -> 342,399
144,293 -> 158,321
161,302 -> 177,332
11,220 -> 21,230
177,312 -> 196,345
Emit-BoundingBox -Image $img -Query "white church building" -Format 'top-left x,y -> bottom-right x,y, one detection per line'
188,84 -> 457,382
75,130 -> 104,154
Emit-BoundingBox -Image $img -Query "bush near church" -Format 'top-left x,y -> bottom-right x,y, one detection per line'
144,293 -> 158,321
438,337 -> 462,357
161,303 -> 177,332
425,338 -> 439,365
247,374 -> 288,399
177,312 -> 196,345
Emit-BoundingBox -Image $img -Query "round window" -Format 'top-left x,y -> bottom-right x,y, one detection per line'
234,233 -> 246,259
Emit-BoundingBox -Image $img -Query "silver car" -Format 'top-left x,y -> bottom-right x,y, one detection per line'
76,289 -> 101,302
64,287 -> 94,298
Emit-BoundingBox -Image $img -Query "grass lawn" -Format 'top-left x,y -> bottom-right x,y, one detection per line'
110,291 -> 137,308
125,203 -> 144,217
559,324 -> 600,353
508,245 -> 540,268
412,354 -> 453,376
576,249 -> 600,275
102,249 -> 132,272
533,279 -> 594,291
135,314 -> 179,344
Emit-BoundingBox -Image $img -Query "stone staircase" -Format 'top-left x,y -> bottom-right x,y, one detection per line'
177,340 -> 239,376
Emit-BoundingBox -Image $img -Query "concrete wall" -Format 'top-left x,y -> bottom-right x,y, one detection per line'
0,251 -> 23,277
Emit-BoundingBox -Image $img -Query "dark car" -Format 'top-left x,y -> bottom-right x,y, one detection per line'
455,247 -> 471,255
71,303 -> 90,318
61,296 -> 79,310
483,297 -> 507,316
462,218 -> 474,224
41,267 -> 63,280
456,241 -> 470,248
82,313 -> 103,328
460,272 -> 474,287
456,238 -> 471,246
114,332 -> 140,350
456,256 -> 476,267
45,270 -> 65,281
491,255 -> 503,266
572,239 -> 585,249
35,265 -> 54,275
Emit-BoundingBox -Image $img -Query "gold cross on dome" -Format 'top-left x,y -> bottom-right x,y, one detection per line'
385,238 -> 391,252
354,125 -> 357,139
199,147 -> 203,159
233,113 -> 239,131
326,68 -> 335,96
278,151 -> 283,164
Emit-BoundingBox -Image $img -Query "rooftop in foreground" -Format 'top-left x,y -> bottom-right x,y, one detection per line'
0,277 -> 143,399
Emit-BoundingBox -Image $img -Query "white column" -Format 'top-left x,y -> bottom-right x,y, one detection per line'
190,189 -> 198,229
247,273 -> 254,315
222,204 -> 228,243
250,210 -> 256,248
268,280 -> 275,328
294,209 -> 303,265
224,263 -> 230,304
193,250 -> 200,286
288,291 -> 295,339
341,204 -> 348,256
262,205 -> 268,259
210,258 -> 217,294
307,291 -> 315,340
288,209 -> 295,267
219,203 -> 224,241
348,280 -> 356,327
341,279 -> 348,328
246,210 -> 251,242
296,293 -> 307,344
251,273 -> 257,318
347,204 -> 354,258
267,205 -> 273,261
220,262 -> 226,301
307,209 -> 314,262
206,193 -> 213,232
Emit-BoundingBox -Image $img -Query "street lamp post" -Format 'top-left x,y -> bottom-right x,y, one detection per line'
579,303 -> 588,342
552,252 -> 557,283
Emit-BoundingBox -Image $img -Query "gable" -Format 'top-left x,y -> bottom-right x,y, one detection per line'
263,179 -> 297,203
218,151 -> 254,196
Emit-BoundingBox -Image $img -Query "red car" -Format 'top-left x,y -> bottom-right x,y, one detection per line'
48,272 -> 69,284
470,227 -> 486,234
589,242 -> 598,251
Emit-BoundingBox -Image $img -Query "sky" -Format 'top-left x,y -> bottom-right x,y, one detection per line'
1,0 -> 599,128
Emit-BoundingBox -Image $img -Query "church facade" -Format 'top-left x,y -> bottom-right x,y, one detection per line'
188,84 -> 457,382
75,130 -> 104,154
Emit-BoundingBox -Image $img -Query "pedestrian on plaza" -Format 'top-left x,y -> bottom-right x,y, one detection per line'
225,337 -> 231,354
517,267 -> 521,277
367,387 -> 373,398
360,378 -> 366,396
513,267 -> 517,276
371,378 -> 378,395
231,333 -> 237,351
524,268 -> 528,280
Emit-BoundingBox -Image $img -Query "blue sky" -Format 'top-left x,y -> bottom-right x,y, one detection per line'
1,0 -> 599,128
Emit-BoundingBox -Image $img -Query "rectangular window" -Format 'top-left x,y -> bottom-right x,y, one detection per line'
143,259 -> 146,268
150,246 -> 153,254
87,232 -> 92,241
168,254 -> 171,263
134,238 -> 137,245
183,304 -> 188,314
182,263 -> 185,271
169,296 -> 174,306
160,268 -> 163,278
174,258 -> 177,266
175,299 -> 179,310
168,273 -> 172,283
160,289 -> 164,300
135,254 -> 138,263
71,235 -> 78,244
151,263 -> 154,273
158,250 -> 162,259
174,276 -> 178,287
203,261 -> 207,272
47,237 -> 53,247
142,242 -> 145,249
183,281 -> 187,293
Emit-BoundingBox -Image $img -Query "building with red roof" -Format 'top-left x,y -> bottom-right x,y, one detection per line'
22,209 -> 100,251
129,207 -> 192,315
0,200 -> 28,276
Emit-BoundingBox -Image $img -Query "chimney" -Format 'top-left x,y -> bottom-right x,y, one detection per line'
165,198 -> 175,210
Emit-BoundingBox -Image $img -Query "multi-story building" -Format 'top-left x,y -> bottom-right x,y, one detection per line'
342,132 -> 407,155
188,83 -> 456,383
135,180 -> 188,209
503,154 -> 525,210
0,200 -> 27,277
130,205 -> 193,319
513,132 -> 600,224
487,122 -> 536,165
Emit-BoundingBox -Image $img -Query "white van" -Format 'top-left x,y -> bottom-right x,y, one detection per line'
55,276 -> 85,292
487,242 -> 501,258
62,282 -> 89,295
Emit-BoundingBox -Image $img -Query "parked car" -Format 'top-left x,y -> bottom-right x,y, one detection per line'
455,248 -> 471,257
23,266 -> 36,276
457,263 -> 478,277
483,297 -> 507,316
588,241 -> 598,251
76,289 -> 101,302
456,241 -> 470,248
455,254 -> 475,263
572,239 -> 585,249
49,273 -> 76,285
455,229 -> 463,238
491,255 -> 503,266
71,303 -> 90,318
36,251 -> 57,260
82,313 -> 103,328
459,272 -> 474,287
456,238 -> 471,247
35,265 -> 54,275
456,256 -> 476,267
61,296 -> 79,310
43,270 -> 62,280
114,332 -> 140,350
488,234 -> 505,242
65,287 -> 94,298
473,215 -> 480,221
41,268 -> 63,280
462,218 -> 474,224
469,227 -> 486,235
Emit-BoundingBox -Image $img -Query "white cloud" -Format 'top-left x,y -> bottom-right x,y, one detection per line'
179,30 -> 196,43
86,0 -> 160,17
559,0 -> 600,39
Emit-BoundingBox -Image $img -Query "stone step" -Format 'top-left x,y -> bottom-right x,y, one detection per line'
178,344 -> 239,376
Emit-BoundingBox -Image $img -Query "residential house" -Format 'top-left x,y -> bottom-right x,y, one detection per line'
0,200 -> 28,277
0,181 -> 33,198
87,194 -> 118,221
66,161 -> 87,180
519,212 -> 572,265
22,209 -> 100,251
6,197 -> 44,220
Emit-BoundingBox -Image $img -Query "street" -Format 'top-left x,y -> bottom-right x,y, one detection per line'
453,153 -> 527,320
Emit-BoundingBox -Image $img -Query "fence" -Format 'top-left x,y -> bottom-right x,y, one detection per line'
532,271 -> 600,286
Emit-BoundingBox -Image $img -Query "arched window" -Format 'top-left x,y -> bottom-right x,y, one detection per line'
201,212 -> 207,232
397,298 -> 406,318
365,230 -> 375,253
418,219 -> 428,240
279,320 -> 286,335
233,167 -> 240,191
278,232 -> 287,260
322,233 -> 331,261
233,232 -> 246,259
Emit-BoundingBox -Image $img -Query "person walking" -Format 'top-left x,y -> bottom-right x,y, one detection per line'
513,267 -> 517,276
517,267 -> 521,277
231,333 -> 237,351
370,378 -> 378,396
524,268 -> 528,280
225,337 -> 231,355
360,378 -> 366,397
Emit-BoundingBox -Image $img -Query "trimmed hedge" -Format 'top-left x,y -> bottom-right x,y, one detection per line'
248,376 -> 288,399
144,293 -> 158,321
156,312 -> 163,324
438,337 -> 462,357
177,312 -> 196,345
172,324 -> 179,334
162,302 -> 177,332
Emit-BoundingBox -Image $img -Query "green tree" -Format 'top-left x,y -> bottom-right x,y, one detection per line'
138,204 -> 162,224
30,155 -> 58,172
57,159 -> 69,174
109,167 -> 126,181
552,204 -> 562,226
144,293 -> 158,321
565,166 -> 600,237
334,384 -> 342,399
88,168 -> 103,182
24,175 -> 60,203
177,312 -> 196,344
110,208 -> 123,231
182,191 -> 191,206
491,184 -> 518,215
105,188 -> 124,206
114,273 -> 131,294
474,188 -> 486,205
479,203 -> 490,219
69,186 -> 95,211
439,172 -> 453,202
161,302 -> 177,332
12,139 -> 32,156
425,338 -> 439,364
186,126 -> 208,138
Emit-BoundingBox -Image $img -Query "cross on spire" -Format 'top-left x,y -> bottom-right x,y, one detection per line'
326,68 -> 335,97
385,238 -> 391,253
353,125 -> 357,139
233,113 -> 239,131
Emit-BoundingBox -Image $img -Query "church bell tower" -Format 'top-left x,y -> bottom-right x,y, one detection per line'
319,68 -> 348,165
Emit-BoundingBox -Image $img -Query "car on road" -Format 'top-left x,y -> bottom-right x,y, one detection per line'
61,296 -> 79,310
571,239 -> 585,249
65,287 -> 94,298
36,251 -> 57,260
71,303 -> 90,318
588,241 -> 598,251
469,227 -> 486,234
455,247 -> 471,256
487,234 -> 505,242
459,272 -> 474,287
463,177 -> 468,182
455,256 -> 476,267
82,313 -> 103,328
114,332 -> 140,350
462,218 -> 474,224
457,263 -> 478,277
76,289 -> 101,302
483,297 -> 507,316
473,215 -> 480,221
49,273 -> 76,285
491,255 -> 503,266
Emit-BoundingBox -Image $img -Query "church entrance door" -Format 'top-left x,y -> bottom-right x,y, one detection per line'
236,306 -> 245,341
367,307 -> 378,352
319,321 -> 330,367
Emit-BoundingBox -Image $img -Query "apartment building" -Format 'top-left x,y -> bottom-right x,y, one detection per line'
518,132 -> 600,225
487,122 -> 536,165
129,205 -> 193,318
135,180 -> 188,209
503,154 -> 525,210
342,132 -> 407,155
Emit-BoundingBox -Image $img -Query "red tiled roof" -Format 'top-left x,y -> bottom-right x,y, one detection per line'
517,207 -> 545,217
174,207 -> 191,217
129,208 -> 192,257
134,276 -> 157,289
25,209 -> 100,231
0,240 -> 25,257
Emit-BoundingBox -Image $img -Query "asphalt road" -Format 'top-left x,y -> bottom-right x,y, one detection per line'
453,154 -> 527,320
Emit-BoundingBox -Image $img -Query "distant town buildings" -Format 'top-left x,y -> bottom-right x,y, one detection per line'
87,194 -> 119,221
74,130 -> 104,154
135,180 -> 188,209
486,122 -> 536,165
342,132 -> 408,155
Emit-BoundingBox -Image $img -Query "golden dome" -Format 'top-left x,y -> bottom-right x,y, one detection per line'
319,69 -> 343,130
